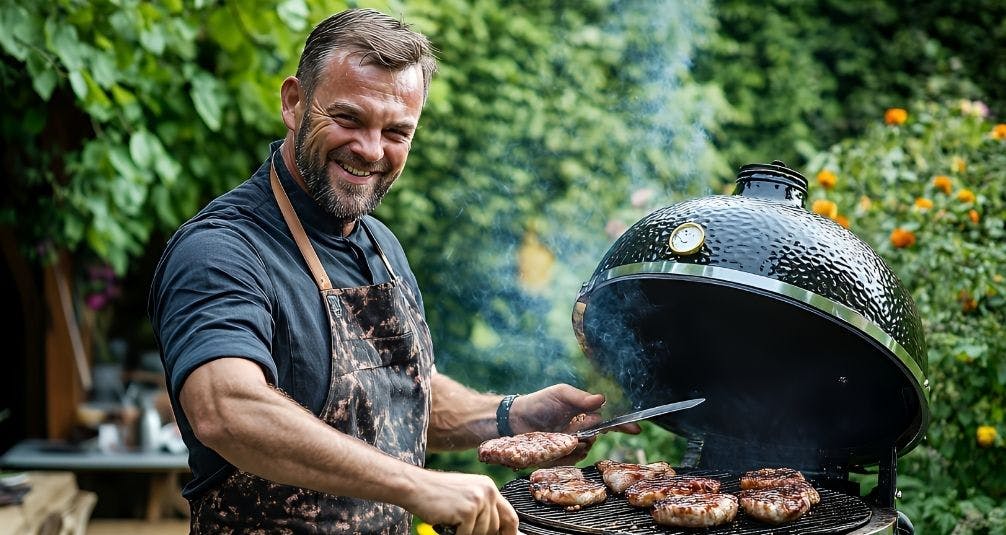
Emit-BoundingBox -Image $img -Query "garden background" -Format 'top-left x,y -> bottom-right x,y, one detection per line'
1,0 -> 1004,532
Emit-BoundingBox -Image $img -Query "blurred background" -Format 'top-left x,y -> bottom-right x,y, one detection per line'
1,0 -> 1004,533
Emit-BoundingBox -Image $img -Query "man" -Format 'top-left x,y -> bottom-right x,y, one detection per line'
149,8 -> 636,535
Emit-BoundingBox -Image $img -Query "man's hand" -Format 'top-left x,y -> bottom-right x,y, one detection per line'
508,384 -> 642,465
403,470 -> 518,535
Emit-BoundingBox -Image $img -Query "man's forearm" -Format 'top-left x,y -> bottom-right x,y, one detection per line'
181,358 -> 424,508
427,372 -> 504,450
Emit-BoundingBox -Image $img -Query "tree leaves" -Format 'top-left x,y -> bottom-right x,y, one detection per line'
277,0 -> 309,31
189,72 -> 226,131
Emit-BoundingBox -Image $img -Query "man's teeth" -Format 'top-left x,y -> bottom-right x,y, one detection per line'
337,161 -> 372,177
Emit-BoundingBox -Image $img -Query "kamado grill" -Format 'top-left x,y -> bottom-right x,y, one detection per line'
510,162 -> 929,534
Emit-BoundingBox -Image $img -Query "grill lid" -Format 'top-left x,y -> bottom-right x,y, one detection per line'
573,162 -> 929,468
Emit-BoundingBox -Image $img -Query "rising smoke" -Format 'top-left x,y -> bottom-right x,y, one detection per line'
426,1 -> 723,404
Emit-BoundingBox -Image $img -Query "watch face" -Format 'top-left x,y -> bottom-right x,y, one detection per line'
669,222 -> 705,255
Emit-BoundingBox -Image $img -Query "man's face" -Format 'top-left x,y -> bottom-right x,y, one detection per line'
293,51 -> 424,222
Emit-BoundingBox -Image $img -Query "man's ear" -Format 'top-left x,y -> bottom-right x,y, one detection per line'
280,76 -> 303,131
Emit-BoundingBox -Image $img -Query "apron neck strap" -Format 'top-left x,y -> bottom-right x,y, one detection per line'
269,155 -> 333,291
357,218 -> 398,281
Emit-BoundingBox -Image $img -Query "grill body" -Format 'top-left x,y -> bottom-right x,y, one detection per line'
555,162 -> 926,534
504,467 -> 894,534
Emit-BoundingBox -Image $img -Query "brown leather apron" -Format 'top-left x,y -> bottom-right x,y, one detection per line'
189,157 -> 434,534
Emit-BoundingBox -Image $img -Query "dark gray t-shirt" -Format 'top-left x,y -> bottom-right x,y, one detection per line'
148,142 -> 425,498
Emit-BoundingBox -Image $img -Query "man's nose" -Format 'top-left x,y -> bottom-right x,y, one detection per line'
351,129 -> 384,163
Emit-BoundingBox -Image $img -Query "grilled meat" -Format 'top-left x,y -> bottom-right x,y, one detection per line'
529,466 -> 585,485
739,467 -> 806,490
738,483 -> 819,524
651,493 -> 739,528
529,479 -> 607,511
478,432 -> 578,469
594,460 -> 674,494
625,475 -> 721,508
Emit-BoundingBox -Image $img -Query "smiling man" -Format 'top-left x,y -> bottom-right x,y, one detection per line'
149,8 -> 637,535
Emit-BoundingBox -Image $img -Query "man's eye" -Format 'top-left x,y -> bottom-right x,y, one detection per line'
333,115 -> 358,125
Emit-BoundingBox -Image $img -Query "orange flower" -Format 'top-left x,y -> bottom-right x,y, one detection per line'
890,228 -> 916,248
914,197 -> 933,210
969,210 -> 980,224
858,195 -> 872,212
957,189 -> 976,203
932,175 -> 952,194
992,124 -> 1006,140
884,108 -> 908,125
977,426 -> 998,448
835,215 -> 850,228
952,157 -> 967,174
811,199 -> 838,219
816,170 -> 837,190
959,290 -> 978,313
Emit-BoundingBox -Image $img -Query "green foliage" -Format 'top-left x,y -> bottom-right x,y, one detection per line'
374,0 -> 726,394
1,0 -> 726,392
695,0 -> 1004,177
806,101 -> 1006,533
0,0 -> 333,273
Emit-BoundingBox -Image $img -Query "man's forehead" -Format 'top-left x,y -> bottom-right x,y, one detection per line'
319,49 -> 424,92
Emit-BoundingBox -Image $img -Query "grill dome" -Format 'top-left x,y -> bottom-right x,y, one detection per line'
573,162 -> 929,468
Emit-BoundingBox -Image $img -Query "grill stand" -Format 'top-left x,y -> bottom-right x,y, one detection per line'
872,447 -> 897,508
865,446 -> 913,535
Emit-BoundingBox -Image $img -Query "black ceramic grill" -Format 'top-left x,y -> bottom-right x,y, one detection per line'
531,161 -> 931,534
501,468 -> 871,534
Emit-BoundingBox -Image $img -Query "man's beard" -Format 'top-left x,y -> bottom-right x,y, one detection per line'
294,115 -> 397,222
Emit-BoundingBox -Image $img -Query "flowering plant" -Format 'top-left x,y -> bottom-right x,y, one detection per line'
808,101 -> 1006,533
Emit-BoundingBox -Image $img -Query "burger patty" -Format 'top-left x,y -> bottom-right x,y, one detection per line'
738,483 -> 819,524
477,432 -> 578,469
595,460 -> 675,494
529,466 -> 585,485
651,493 -> 739,528
739,467 -> 806,490
625,476 -> 721,508
529,479 -> 607,511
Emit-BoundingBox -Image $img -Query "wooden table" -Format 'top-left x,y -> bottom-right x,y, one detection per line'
1,440 -> 189,522
0,471 -> 96,535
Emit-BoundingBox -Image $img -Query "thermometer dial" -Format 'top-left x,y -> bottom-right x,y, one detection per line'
669,222 -> 705,255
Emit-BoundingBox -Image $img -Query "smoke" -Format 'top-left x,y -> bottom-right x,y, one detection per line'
430,1 -> 721,403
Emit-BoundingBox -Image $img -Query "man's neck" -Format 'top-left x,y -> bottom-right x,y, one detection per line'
280,135 -> 307,191
279,135 -> 357,236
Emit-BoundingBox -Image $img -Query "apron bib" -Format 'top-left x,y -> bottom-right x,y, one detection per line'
189,156 -> 434,534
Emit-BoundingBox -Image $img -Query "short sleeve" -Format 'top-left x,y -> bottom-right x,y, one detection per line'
150,221 -> 278,400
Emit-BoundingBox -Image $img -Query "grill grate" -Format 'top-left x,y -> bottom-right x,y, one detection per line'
502,468 -> 871,535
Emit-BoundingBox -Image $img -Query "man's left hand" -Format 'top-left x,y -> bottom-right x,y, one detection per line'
508,384 -> 642,466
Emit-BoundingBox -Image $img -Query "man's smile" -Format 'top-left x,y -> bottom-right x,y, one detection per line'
330,158 -> 379,185
337,160 -> 373,177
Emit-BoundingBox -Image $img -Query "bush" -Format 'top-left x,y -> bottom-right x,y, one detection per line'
807,101 -> 1006,533
376,0 -> 727,394
695,0 -> 1004,175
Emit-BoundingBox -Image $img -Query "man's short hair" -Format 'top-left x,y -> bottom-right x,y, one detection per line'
296,8 -> 438,101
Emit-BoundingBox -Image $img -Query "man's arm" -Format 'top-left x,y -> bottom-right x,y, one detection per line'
427,372 -> 502,450
181,357 -> 518,535
427,371 -> 641,454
